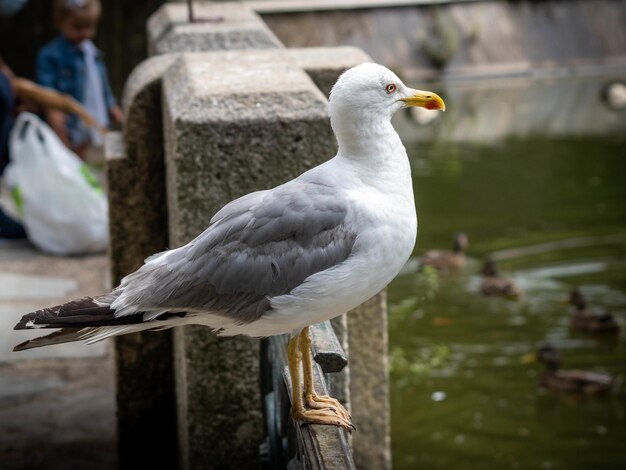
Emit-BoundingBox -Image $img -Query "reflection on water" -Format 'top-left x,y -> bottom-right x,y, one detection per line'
390,74 -> 626,470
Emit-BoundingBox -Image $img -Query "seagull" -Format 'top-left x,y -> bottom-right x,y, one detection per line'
13,63 -> 445,430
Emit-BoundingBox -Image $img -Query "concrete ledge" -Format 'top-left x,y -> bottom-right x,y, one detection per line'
260,0 -> 626,79
108,54 -> 179,469
347,292 -> 390,470
109,54 -> 174,287
287,46 -> 371,96
164,50 -> 328,122
121,54 -> 178,113
162,51 -> 331,240
148,2 -> 282,54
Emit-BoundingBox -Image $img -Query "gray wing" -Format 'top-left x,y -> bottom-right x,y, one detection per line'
116,181 -> 357,323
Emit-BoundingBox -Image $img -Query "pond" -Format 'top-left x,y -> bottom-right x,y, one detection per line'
389,74 -> 626,470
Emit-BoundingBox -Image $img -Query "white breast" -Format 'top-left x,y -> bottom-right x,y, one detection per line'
237,144 -> 417,337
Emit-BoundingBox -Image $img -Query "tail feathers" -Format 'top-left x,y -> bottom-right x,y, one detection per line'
13,294 -> 191,351
12,324 -> 154,352
14,296 -> 142,330
80,325 -> 147,344
13,328 -> 88,351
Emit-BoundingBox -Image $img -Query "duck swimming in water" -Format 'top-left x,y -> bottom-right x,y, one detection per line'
535,345 -> 613,395
479,259 -> 522,299
420,232 -> 469,272
568,289 -> 623,334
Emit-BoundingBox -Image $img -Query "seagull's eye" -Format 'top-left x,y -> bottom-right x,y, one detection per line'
385,83 -> 397,94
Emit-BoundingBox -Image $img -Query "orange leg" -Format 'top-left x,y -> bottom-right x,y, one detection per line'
288,331 -> 353,430
299,326 -> 352,424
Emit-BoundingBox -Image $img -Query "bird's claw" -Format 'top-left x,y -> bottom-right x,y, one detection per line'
293,407 -> 355,432
305,393 -> 352,421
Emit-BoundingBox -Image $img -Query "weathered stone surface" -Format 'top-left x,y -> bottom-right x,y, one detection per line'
261,0 -> 626,75
173,328 -> 263,470
346,291 -> 390,470
108,54 -> 176,285
114,330 -> 178,469
120,54 -> 177,113
148,2 -> 282,55
287,46 -> 371,96
162,51 -> 331,240
162,50 -> 336,470
107,54 -> 179,469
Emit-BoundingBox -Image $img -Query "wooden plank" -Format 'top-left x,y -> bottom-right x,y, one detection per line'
282,364 -> 355,470
267,331 -> 355,470
311,321 -> 348,373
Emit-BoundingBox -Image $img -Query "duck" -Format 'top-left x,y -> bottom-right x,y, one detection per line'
568,289 -> 623,334
420,232 -> 468,272
535,345 -> 613,395
479,259 -> 522,299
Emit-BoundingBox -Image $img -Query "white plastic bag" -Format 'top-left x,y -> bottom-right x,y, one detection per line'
4,112 -> 108,255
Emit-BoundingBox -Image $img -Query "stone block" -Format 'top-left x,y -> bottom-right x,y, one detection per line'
347,291 -> 390,470
148,2 -> 282,55
286,46 -> 371,96
162,50 -> 331,240
107,54 -> 179,470
161,50 -> 336,470
109,54 -> 176,285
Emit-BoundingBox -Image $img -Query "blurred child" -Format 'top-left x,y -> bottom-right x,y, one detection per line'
36,0 -> 122,158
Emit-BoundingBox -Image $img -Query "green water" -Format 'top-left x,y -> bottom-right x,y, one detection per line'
389,84 -> 626,469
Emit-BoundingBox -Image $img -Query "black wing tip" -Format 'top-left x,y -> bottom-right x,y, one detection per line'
13,306 -> 50,330
14,314 -> 36,330
12,297 -> 116,330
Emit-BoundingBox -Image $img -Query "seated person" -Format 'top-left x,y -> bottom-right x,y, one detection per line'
0,58 -> 26,239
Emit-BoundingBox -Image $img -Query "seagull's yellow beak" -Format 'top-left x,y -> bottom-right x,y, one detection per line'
400,89 -> 446,111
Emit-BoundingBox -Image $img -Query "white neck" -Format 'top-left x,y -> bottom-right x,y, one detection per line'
332,113 -> 402,159
330,114 -> 413,203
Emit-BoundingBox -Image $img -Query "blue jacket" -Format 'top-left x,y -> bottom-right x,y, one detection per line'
36,35 -> 117,147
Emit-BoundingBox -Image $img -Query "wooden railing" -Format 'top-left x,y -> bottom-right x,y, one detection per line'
260,321 -> 355,469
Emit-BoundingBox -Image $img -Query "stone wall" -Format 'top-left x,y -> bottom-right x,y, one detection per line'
260,0 -> 626,78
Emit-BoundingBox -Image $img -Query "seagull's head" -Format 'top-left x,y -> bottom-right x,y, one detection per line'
329,63 -> 445,129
